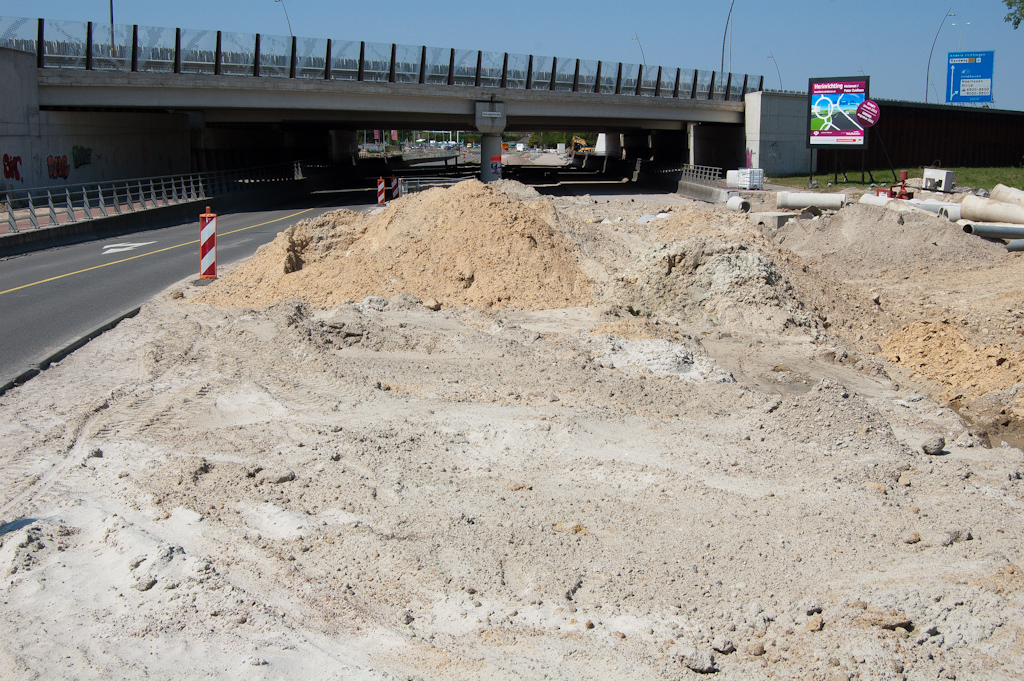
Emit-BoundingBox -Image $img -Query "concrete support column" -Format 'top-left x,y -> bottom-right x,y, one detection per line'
330,129 -> 359,161
474,101 -> 506,184
480,133 -> 503,183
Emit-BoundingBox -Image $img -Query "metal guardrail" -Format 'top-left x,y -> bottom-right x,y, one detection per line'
0,15 -> 763,103
398,177 -> 473,195
680,164 -> 722,187
1,160 -> 324,235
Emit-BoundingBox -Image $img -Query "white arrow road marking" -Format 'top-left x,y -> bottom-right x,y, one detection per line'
102,241 -> 156,255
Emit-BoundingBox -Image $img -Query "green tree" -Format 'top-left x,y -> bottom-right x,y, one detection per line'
1005,0 -> 1024,28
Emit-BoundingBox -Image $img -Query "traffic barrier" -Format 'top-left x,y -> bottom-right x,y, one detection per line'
377,177 -> 385,205
200,206 -> 217,279
391,175 -> 398,200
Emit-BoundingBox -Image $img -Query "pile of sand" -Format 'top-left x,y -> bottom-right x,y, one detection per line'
195,180 -> 592,311
884,319 -> 1024,401
774,203 -> 1007,280
620,236 -> 814,335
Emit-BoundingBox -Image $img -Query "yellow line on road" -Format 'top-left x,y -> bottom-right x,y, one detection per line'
0,206 -> 320,297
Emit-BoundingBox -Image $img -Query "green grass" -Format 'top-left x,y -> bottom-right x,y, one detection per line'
769,166 -> 1024,192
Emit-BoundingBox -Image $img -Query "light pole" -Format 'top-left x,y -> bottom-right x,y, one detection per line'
274,0 -> 294,38
721,0 -> 736,75
925,7 -> 954,103
952,20 -> 970,49
767,52 -> 782,90
631,33 -> 647,67
109,1 -> 115,56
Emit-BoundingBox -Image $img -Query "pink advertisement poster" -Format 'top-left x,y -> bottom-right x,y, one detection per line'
808,78 -> 868,147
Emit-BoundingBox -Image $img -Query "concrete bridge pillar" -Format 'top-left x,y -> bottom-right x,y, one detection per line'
475,102 -> 506,183
330,129 -> 359,162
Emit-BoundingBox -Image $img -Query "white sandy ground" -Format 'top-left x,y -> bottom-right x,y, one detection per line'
0,183 -> 1023,680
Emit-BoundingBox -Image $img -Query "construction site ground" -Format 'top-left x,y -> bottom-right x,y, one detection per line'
1,177 -> 1022,680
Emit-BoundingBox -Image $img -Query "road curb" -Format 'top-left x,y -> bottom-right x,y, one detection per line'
0,306 -> 142,398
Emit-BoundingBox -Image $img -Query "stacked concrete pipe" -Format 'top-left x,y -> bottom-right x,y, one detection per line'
939,205 -> 962,221
991,184 -> 1024,208
960,195 -> 1024,224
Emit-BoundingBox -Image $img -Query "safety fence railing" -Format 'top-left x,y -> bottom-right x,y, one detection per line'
680,164 -> 723,187
0,15 -> 763,102
1,160 -> 326,235
398,176 -> 473,195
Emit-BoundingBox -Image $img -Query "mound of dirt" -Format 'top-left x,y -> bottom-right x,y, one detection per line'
884,319 -> 1024,402
195,180 -> 592,311
620,237 -> 814,334
775,202 -> 1007,280
488,179 -> 543,201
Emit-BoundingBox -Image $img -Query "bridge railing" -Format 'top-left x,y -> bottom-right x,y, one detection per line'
0,15 -> 763,102
0,160 -> 330,236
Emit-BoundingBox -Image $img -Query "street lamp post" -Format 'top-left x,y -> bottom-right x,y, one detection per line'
925,8 -> 954,103
721,0 -> 736,76
952,20 -> 970,49
632,33 -> 647,67
274,0 -> 294,38
767,52 -> 782,90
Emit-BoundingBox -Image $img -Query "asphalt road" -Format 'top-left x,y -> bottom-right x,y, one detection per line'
0,188 -> 377,385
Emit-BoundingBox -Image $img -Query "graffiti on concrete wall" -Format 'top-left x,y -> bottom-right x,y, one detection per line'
47,154 -> 70,180
72,146 -> 93,169
3,154 -> 22,181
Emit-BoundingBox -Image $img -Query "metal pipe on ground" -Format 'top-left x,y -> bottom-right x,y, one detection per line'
1007,239 -> 1024,252
991,184 -> 1024,209
726,196 -> 750,212
939,205 -> 962,221
960,194 -> 1024,225
776,191 -> 846,211
962,222 -> 1024,240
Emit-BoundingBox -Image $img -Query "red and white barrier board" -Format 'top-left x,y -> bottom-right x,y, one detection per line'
377,177 -> 385,205
199,206 -> 217,279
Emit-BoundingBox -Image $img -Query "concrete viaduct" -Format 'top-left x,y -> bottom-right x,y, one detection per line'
1,16 -> 765,188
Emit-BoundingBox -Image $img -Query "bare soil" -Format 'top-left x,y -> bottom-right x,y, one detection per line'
1,180 -> 1023,680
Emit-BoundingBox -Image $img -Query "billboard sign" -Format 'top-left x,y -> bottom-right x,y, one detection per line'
946,51 -> 994,104
807,77 -> 869,148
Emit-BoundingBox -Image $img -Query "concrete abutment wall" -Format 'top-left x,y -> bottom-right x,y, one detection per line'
1,48 -> 191,191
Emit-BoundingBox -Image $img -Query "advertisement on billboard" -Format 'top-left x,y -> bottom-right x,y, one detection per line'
807,77 -> 869,148
946,51 -> 994,104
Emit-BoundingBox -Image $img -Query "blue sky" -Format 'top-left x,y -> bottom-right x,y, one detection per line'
15,0 -> 1024,110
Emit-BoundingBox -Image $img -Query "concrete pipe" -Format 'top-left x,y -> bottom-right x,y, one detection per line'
907,198 -> 959,214
1007,239 -> 1024,252
776,191 -> 846,211
960,194 -> 1024,225
991,184 -> 1024,209
939,205 -> 962,221
726,196 -> 751,212
858,193 -> 891,207
962,222 -> 1024,240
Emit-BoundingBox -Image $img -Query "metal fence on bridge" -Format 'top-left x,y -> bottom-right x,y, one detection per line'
0,16 -> 763,102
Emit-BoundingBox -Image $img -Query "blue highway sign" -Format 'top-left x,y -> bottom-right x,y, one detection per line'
946,51 -> 995,104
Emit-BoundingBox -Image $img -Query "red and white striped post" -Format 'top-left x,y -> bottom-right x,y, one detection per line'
199,206 -> 217,279
377,177 -> 386,205
391,175 -> 398,200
